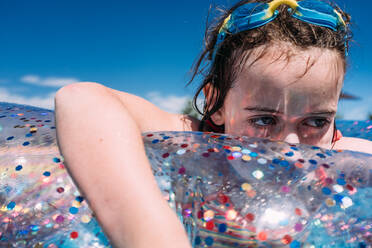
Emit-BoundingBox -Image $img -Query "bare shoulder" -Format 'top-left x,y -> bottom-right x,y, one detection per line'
333,136 -> 372,154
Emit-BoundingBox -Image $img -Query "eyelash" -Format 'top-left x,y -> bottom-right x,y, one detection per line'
302,117 -> 331,128
248,116 -> 331,129
248,116 -> 277,128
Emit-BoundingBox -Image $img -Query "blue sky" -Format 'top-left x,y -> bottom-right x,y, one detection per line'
0,0 -> 371,119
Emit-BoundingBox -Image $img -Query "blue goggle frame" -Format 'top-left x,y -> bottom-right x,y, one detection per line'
214,0 -> 347,59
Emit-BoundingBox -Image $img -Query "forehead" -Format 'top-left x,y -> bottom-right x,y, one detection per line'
237,43 -> 344,88
230,43 -> 345,112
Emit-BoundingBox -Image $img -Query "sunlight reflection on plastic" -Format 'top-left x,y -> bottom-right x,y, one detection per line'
261,208 -> 288,225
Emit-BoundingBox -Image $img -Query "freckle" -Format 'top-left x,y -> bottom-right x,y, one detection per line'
99,138 -> 103,142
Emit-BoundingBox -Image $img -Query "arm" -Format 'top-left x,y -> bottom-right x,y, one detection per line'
55,82 -> 193,248
334,137 -> 372,154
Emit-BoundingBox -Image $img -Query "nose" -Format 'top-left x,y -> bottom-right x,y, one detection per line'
283,133 -> 300,144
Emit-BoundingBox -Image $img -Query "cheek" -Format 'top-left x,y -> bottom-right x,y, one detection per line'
243,128 -> 271,138
314,125 -> 336,148
224,115 -> 253,136
224,115 -> 272,138
297,121 -> 335,148
222,95 -> 238,132
224,113 -> 242,135
223,102 -> 249,135
223,91 -> 251,133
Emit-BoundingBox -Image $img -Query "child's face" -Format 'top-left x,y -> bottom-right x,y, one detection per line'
211,43 -> 344,149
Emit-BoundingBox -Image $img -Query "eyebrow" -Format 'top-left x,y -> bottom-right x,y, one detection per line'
244,106 -> 336,116
244,106 -> 283,114
306,111 -> 336,116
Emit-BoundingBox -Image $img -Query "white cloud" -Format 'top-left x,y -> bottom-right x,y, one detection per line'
21,75 -> 40,84
145,92 -> 190,114
0,88 -> 55,110
20,75 -> 79,87
342,105 -> 369,120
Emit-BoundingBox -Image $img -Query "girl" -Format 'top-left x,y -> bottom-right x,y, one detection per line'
55,0 -> 372,247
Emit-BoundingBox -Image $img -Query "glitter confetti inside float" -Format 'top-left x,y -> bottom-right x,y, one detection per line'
144,131 -> 372,248
0,103 -> 110,248
0,102 -> 371,247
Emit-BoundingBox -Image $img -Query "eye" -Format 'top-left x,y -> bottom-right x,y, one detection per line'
303,118 -> 330,128
249,116 -> 277,127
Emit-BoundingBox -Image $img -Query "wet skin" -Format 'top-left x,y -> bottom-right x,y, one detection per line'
211,43 -> 344,149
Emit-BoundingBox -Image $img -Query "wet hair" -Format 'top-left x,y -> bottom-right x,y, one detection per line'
188,0 -> 352,133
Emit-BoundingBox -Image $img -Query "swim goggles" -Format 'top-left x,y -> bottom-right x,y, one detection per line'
213,0 -> 347,58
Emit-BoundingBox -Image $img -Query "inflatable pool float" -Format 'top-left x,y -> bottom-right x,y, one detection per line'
0,102 -> 371,247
